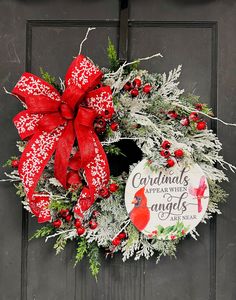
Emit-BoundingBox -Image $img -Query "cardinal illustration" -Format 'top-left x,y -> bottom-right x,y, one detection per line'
129,186 -> 150,231
189,176 -> 208,213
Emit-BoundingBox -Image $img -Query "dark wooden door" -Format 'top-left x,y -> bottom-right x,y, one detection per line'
0,1 -> 235,299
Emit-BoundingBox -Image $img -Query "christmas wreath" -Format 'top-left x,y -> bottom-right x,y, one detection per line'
2,28 -> 236,279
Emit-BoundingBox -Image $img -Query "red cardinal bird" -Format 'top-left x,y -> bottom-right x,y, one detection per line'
189,176 -> 207,213
129,186 -> 150,231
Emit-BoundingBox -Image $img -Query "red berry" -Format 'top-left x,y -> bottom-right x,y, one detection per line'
96,117 -> 106,128
112,237 -> 121,246
133,78 -> 142,88
92,210 -> 100,218
74,219 -> 82,228
94,117 -> 107,134
77,226 -> 85,236
143,84 -> 152,94
11,159 -> 19,168
89,220 -> 98,230
59,209 -> 70,218
196,121 -> 207,130
195,103 -> 203,111
65,214 -> 72,223
180,117 -> 190,126
161,140 -> 171,150
181,229 -> 186,235
118,232 -> 126,239
168,111 -> 178,119
174,149 -> 184,158
95,126 -> 107,134
131,89 -> 139,97
99,187 -> 110,198
52,219 -> 62,228
110,122 -> 119,131
123,82 -> 132,91
167,159 -> 175,168
109,183 -> 119,193
104,109 -> 113,119
189,112 -> 199,122
160,150 -> 171,158
170,235 -> 176,240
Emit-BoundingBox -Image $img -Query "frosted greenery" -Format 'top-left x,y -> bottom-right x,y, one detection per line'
2,39 -> 235,279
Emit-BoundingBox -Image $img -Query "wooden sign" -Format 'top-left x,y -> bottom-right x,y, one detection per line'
125,160 -> 209,240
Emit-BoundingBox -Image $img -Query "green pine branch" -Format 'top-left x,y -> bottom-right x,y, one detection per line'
53,235 -> 67,255
29,225 -> 54,241
88,242 -> 100,281
40,67 -> 61,92
107,38 -> 120,71
103,144 -> 126,157
74,238 -> 88,267
74,238 -> 100,280
3,156 -> 18,167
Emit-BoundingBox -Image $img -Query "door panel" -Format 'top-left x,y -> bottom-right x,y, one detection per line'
0,1 -> 236,300
129,22 -> 216,300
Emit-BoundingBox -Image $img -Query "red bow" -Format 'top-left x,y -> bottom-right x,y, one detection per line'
12,55 -> 114,222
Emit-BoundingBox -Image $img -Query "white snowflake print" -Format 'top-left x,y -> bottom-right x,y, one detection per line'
15,75 -> 61,102
14,112 -> 43,136
86,90 -> 113,117
86,135 -> 108,193
67,57 -> 100,88
20,126 -> 65,196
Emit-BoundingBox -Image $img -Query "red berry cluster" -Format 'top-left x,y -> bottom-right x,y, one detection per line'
148,229 -> 158,238
123,78 -> 152,97
165,103 -> 207,131
98,182 -> 119,199
75,210 -> 100,236
160,140 -> 184,168
52,208 -> 73,229
179,105 -> 207,131
94,117 -> 119,135
112,231 -> 127,246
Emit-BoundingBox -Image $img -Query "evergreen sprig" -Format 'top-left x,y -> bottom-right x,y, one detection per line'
107,38 -> 120,71
74,238 -> 100,280
14,182 -> 26,197
29,225 -> 54,241
88,242 -> 100,280
53,235 -> 67,255
40,67 -> 61,92
104,144 -> 126,157
3,156 -> 18,167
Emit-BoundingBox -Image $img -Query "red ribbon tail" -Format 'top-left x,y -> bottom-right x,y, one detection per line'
74,132 -> 110,217
18,127 -> 65,207
54,121 -> 75,188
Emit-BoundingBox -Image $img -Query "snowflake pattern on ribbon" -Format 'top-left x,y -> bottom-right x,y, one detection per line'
68,57 -> 100,88
88,136 -> 108,194
74,135 -> 109,216
86,89 -> 114,119
14,112 -> 44,137
20,126 -> 65,195
15,74 -> 61,102
30,194 -> 51,223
